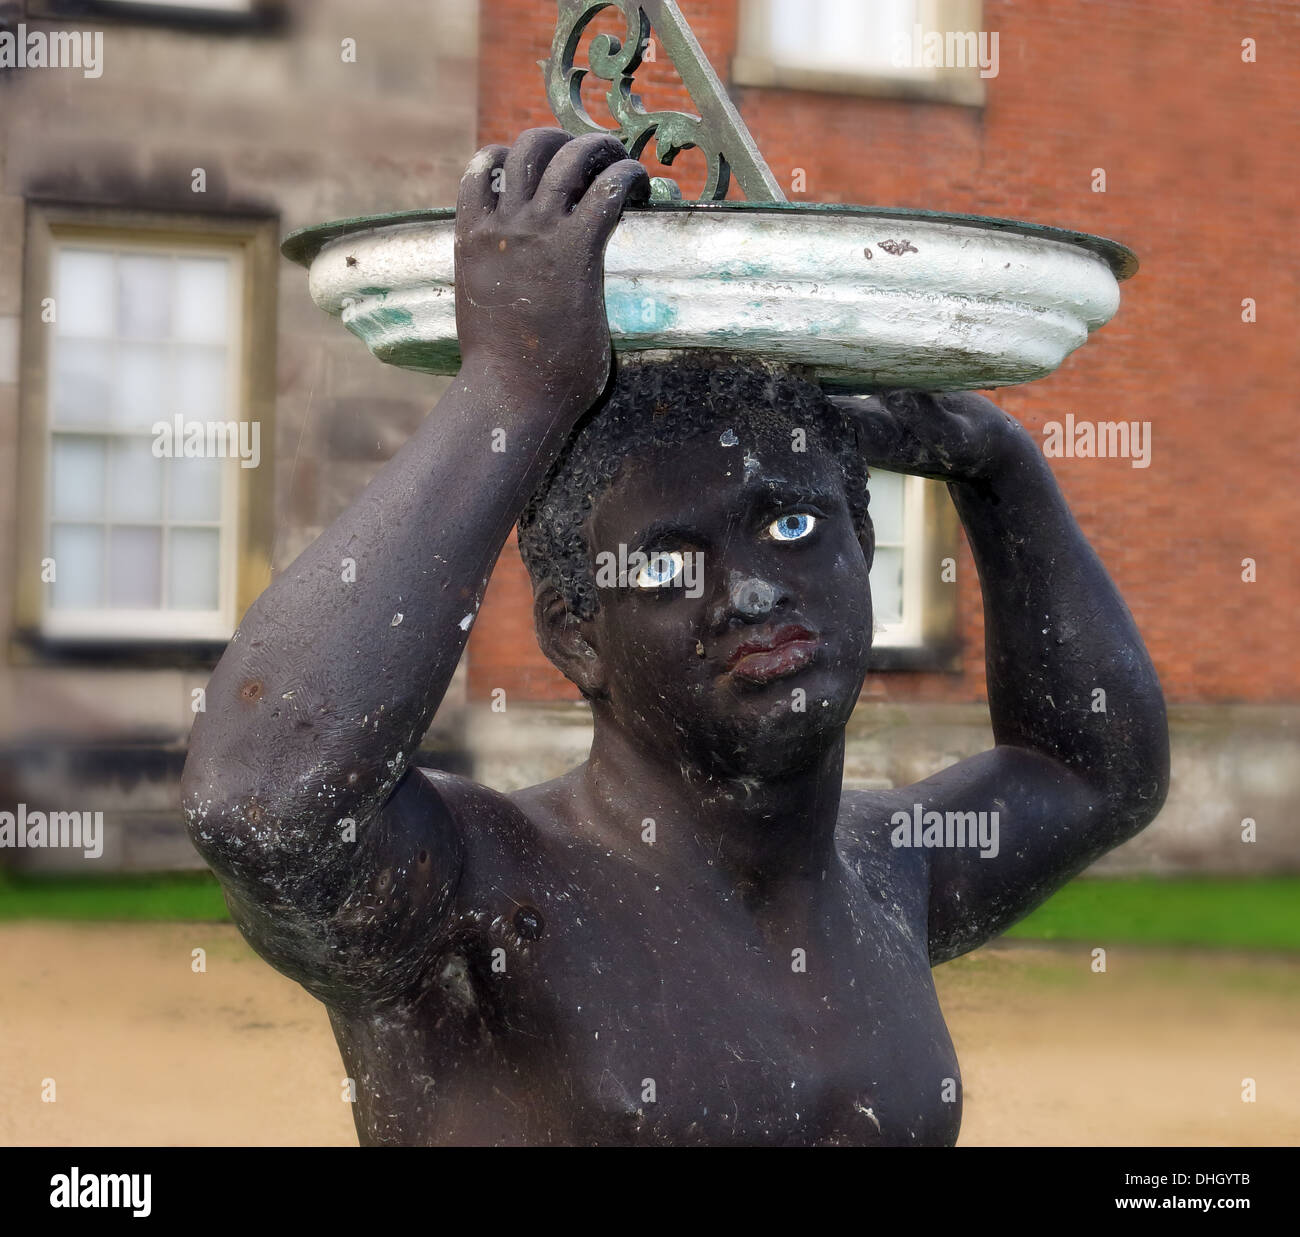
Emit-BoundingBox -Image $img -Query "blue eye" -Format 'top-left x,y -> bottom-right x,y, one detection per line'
633,550 -> 684,588
768,513 -> 816,542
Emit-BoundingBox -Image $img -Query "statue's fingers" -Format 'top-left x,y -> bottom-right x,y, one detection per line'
456,144 -> 509,220
937,390 -> 1003,418
533,132 -> 631,216
499,128 -> 573,210
569,158 -> 651,248
880,389 -> 948,420
833,395 -> 916,467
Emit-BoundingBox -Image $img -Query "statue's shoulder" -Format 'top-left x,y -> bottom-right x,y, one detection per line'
837,784 -> 902,831
836,785 -> 930,884
411,766 -> 533,832
410,766 -> 550,872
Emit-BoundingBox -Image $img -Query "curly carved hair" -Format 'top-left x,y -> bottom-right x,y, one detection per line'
517,354 -> 871,619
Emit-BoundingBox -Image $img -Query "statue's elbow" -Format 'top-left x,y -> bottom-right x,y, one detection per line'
180,747 -> 237,865
1112,707 -> 1171,839
180,738 -> 272,873
1127,763 -> 1169,837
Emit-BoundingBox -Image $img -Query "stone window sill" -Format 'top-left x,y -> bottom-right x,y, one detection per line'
731,56 -> 986,108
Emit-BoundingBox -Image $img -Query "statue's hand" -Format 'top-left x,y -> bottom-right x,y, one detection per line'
454,128 -> 650,417
848,390 -> 1035,483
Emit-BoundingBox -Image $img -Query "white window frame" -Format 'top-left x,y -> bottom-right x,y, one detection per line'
868,469 -> 928,649
98,0 -> 254,12
41,236 -> 245,643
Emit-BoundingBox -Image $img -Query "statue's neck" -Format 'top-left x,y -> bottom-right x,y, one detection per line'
581,714 -> 846,902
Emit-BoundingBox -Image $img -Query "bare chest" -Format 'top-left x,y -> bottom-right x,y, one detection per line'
334,865 -> 961,1146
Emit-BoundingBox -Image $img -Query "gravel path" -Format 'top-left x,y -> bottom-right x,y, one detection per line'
2,923 -> 1295,1146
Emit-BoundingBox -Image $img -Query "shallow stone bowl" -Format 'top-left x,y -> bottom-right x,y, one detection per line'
283,202 -> 1135,392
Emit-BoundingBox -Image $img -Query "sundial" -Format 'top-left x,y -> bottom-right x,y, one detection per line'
282,0 -> 1135,391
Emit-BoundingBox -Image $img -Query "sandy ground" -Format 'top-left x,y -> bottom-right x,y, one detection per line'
1,922 -> 1296,1146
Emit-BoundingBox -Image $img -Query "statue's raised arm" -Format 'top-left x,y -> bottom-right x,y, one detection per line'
180,130 -> 649,1004
835,390 -> 1170,964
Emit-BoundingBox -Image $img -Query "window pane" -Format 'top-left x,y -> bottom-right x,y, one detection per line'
109,436 -> 164,522
816,0 -> 870,49
771,0 -> 815,62
168,454 -> 223,522
871,546 -> 904,628
774,0 -> 919,73
47,239 -> 241,633
51,436 -> 107,520
51,524 -> 104,608
108,526 -> 162,607
117,253 -> 172,339
52,339 -> 114,426
860,0 -> 919,69
174,257 -> 230,342
169,527 -> 220,610
115,341 -> 170,428
56,250 -> 115,338
868,469 -> 905,545
174,344 -> 229,421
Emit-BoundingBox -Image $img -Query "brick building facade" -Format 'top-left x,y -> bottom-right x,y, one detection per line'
464,0 -> 1299,873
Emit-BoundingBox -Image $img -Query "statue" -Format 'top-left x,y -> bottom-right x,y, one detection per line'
181,129 -> 1169,1145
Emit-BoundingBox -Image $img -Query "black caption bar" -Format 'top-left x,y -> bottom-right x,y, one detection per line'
1,1146 -> 1289,1225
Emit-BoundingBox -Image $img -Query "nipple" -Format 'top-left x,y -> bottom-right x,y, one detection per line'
513,905 -> 545,941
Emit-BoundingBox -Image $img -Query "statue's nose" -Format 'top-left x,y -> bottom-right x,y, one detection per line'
729,574 -> 778,621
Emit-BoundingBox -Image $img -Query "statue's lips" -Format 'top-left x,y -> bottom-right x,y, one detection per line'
726,625 -> 819,684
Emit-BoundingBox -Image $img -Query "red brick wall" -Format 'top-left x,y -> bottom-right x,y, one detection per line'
468,0 -> 1298,706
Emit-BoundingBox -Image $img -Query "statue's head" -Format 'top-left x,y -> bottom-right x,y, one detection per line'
518,355 -> 876,778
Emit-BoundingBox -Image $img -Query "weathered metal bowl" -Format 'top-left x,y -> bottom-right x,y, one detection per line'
283,202 -> 1135,392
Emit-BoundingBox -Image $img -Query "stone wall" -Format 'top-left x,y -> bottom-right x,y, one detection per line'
0,0 -> 479,870
466,701 -> 1300,876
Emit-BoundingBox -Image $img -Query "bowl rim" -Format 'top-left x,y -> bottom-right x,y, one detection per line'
281,200 -> 1138,281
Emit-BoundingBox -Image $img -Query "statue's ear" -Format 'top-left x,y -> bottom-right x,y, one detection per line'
858,506 -> 875,573
533,584 -> 607,699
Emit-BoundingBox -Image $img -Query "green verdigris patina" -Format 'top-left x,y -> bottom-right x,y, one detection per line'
540,0 -> 785,203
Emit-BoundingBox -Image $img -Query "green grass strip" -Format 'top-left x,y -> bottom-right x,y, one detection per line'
1,870 -> 1296,951
1004,875 -> 1300,951
0,869 -> 230,922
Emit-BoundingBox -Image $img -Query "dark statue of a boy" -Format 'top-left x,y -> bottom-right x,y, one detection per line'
182,130 -> 1168,1146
